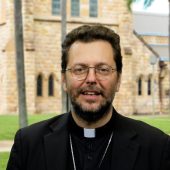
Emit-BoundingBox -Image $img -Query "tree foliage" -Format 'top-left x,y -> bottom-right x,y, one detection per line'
126,0 -> 154,10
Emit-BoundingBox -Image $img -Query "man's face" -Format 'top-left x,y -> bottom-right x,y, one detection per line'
62,40 -> 121,122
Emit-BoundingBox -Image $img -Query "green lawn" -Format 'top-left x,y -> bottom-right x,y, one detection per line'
0,152 -> 10,170
0,114 -> 170,141
0,114 -> 56,170
130,115 -> 170,134
0,114 -> 56,140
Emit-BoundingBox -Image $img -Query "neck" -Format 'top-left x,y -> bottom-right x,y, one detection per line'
71,106 -> 113,129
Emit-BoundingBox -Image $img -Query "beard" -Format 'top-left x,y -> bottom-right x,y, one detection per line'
70,87 -> 114,122
71,100 -> 112,122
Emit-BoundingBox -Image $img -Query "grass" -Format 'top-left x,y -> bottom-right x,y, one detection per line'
0,152 -> 10,170
130,115 -> 170,134
0,114 -> 170,141
0,114 -> 56,170
0,114 -> 56,140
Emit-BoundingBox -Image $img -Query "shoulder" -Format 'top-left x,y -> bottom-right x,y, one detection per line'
116,114 -> 170,168
115,112 -> 169,142
15,113 -> 69,141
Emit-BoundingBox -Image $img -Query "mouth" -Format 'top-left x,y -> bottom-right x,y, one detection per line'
81,91 -> 101,96
79,89 -> 103,102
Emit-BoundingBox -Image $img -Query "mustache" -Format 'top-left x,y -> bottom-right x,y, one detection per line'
77,86 -> 104,95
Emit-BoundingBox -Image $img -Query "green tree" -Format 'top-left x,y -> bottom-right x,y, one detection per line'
126,0 -> 154,10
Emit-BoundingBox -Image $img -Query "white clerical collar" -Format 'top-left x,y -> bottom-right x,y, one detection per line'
83,128 -> 96,138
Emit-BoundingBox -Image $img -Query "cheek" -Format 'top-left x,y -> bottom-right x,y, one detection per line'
65,78 -> 82,93
102,80 -> 118,93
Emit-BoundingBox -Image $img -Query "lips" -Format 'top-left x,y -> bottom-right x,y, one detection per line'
81,91 -> 101,95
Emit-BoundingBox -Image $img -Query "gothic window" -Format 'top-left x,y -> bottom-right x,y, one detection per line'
52,0 -> 60,15
89,0 -> 98,17
71,0 -> 80,17
48,74 -> 54,96
37,74 -> 43,96
148,76 -> 151,95
138,77 -> 142,95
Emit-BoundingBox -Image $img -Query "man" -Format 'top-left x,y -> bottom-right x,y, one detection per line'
7,25 -> 170,170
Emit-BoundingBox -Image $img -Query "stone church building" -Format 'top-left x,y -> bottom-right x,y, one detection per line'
0,0 -> 169,115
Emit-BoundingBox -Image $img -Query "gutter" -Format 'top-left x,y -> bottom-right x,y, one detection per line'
133,30 -> 160,58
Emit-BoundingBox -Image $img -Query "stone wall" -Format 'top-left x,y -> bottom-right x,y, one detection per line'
0,0 -> 168,115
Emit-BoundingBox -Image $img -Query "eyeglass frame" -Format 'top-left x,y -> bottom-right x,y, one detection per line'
63,64 -> 117,81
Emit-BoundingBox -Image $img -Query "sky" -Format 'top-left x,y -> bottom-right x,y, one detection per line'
132,0 -> 169,14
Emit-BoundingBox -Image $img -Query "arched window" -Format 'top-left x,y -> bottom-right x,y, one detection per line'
52,0 -> 60,15
89,0 -> 98,17
71,0 -> 80,16
148,76 -> 152,95
48,74 -> 54,96
138,77 -> 142,95
37,74 -> 43,96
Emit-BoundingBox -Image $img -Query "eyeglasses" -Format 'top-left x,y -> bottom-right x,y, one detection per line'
64,64 -> 117,80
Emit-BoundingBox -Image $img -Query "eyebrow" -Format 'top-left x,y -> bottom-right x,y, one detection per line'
73,62 -> 110,66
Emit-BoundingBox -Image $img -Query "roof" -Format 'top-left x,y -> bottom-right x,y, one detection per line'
133,12 -> 168,36
133,12 -> 169,61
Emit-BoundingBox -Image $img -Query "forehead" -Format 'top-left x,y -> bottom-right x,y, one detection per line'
68,40 -> 115,66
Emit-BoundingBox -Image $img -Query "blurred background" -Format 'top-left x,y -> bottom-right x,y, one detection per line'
0,0 -> 169,169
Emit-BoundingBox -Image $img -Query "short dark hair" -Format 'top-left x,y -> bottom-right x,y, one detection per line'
61,24 -> 123,73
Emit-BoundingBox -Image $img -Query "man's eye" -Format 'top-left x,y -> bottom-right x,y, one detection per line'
98,68 -> 109,73
73,67 -> 86,74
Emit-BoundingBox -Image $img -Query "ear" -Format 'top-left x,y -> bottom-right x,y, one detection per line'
62,73 -> 67,92
116,73 -> 121,92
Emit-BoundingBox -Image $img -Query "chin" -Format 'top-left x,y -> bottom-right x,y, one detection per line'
80,102 -> 103,112
72,99 -> 112,122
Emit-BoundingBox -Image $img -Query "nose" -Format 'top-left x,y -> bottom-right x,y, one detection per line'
85,67 -> 97,84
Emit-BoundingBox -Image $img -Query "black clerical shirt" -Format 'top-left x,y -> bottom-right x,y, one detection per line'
67,114 -> 114,170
